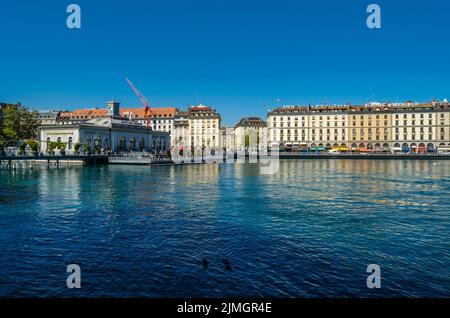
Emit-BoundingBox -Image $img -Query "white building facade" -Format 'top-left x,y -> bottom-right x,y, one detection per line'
233,117 -> 267,151
172,105 -> 221,150
39,102 -> 170,155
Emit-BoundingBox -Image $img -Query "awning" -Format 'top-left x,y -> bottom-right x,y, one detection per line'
393,147 -> 402,151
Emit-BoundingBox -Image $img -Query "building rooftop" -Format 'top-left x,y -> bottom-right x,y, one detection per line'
235,117 -> 267,128
187,104 -> 221,119
269,100 -> 450,115
59,107 -> 177,120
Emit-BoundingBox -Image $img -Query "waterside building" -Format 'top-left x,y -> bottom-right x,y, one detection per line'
268,99 -> 450,153
38,101 -> 170,155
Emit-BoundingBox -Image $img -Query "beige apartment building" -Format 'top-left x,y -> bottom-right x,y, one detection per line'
390,103 -> 436,153
309,106 -> 349,151
269,105 -> 349,151
435,102 -> 450,151
172,105 -> 221,150
268,106 -> 310,150
172,110 -> 189,148
347,104 -> 392,151
268,100 -> 450,153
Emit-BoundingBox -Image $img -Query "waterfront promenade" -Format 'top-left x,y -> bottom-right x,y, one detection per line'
278,153 -> 450,160
2,152 -> 450,170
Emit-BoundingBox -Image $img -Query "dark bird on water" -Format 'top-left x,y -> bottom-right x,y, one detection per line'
222,258 -> 232,271
202,258 -> 208,269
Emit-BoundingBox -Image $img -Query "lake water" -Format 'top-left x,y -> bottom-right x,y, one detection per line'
0,160 -> 449,297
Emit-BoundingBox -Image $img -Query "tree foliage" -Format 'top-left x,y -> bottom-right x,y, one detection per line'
0,104 -> 39,141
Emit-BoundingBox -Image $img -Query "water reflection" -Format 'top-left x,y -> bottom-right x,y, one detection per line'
0,160 -> 449,297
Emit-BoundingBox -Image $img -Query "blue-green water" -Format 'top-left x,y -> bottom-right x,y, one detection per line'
0,160 -> 449,297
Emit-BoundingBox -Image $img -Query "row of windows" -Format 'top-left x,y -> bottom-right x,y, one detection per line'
272,113 -> 450,122
273,113 -> 449,120
394,135 -> 434,141
271,121 -> 450,130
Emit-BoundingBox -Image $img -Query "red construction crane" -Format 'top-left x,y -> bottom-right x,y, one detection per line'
125,77 -> 152,127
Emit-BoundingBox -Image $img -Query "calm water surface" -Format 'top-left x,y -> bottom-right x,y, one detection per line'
0,160 -> 449,297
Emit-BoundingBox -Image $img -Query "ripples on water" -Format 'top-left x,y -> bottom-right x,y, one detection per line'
0,160 -> 449,297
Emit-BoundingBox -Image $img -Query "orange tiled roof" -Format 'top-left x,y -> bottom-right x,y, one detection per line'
60,107 -> 176,119
60,109 -> 107,119
121,107 -> 176,118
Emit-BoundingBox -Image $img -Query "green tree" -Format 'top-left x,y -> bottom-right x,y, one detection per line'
1,106 -> 20,140
18,108 -> 40,140
74,143 -> 82,155
26,140 -> 38,152
0,140 -> 5,156
0,104 -> 39,141
84,144 -> 91,154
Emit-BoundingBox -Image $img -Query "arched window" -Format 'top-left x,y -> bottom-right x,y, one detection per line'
57,137 -> 61,142
139,138 -> 145,151
129,137 -> 136,150
94,136 -> 101,147
46,137 -> 50,150
119,137 -> 126,150
104,137 -> 109,147
68,137 -> 73,150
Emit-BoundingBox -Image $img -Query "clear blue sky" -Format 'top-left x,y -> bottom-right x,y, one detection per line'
1,0 -> 449,125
